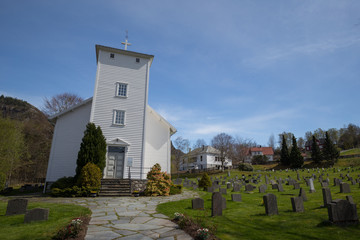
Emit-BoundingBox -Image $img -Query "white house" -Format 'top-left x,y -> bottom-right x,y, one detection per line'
179,146 -> 232,171
45,45 -> 176,186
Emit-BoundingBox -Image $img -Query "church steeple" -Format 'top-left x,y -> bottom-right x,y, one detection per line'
121,30 -> 131,50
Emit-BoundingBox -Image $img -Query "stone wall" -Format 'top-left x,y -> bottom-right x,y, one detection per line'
131,179 -> 147,192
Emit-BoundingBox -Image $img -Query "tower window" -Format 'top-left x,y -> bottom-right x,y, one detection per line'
116,83 -> 128,97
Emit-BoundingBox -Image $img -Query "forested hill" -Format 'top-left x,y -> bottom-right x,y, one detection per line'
0,95 -> 54,184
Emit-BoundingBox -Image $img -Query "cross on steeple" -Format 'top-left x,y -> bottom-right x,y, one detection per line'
121,30 -> 131,50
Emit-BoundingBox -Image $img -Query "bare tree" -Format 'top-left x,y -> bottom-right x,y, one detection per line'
173,136 -> 190,171
42,93 -> 84,116
211,133 -> 234,170
230,136 -> 257,165
193,138 -> 207,149
268,133 -> 275,149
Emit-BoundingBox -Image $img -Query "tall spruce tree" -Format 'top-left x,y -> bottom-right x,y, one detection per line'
290,135 -> 304,168
76,123 -> 106,177
280,135 -> 290,166
323,131 -> 339,166
311,135 -> 322,163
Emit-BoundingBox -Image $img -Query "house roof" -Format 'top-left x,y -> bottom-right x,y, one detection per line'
247,147 -> 274,155
188,146 -> 221,155
95,45 -> 154,66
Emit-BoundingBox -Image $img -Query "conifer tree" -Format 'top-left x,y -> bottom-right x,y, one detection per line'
280,135 -> 290,166
311,135 -> 322,163
76,123 -> 106,177
290,135 -> 304,168
323,131 -> 339,166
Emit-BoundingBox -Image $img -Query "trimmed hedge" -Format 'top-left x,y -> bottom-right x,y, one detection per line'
170,184 -> 182,195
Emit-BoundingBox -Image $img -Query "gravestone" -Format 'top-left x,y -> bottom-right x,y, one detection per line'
299,188 -> 308,201
277,183 -> 284,192
321,182 -> 329,188
346,196 -> 355,204
291,197 -> 304,212
24,208 -> 49,223
211,192 -> 223,216
327,199 -> 358,225
265,175 -> 270,185
222,197 -> 226,210
227,183 -> 232,189
263,194 -> 278,216
293,182 -> 300,190
309,178 -> 316,193
6,198 -> 28,216
219,188 -> 227,195
322,188 -> 332,207
259,184 -> 267,193
245,184 -> 255,192
333,178 -> 340,186
271,184 -> 278,190
233,184 -> 241,192
192,198 -> 204,210
231,194 -> 242,202
340,183 -> 351,193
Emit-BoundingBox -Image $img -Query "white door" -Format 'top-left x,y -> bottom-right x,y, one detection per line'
106,146 -> 125,179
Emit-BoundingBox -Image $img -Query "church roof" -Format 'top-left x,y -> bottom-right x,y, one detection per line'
95,45 -> 154,66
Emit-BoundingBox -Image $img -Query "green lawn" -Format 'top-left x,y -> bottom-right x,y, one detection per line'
158,169 -> 360,240
0,201 -> 91,240
341,148 -> 360,156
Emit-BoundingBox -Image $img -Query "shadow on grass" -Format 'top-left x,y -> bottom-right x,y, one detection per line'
317,220 -> 333,227
280,193 -> 295,196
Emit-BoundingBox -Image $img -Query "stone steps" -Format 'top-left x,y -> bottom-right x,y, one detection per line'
98,179 -> 132,197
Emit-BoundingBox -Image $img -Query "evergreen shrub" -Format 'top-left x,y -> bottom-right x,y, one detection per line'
76,162 -> 101,189
145,163 -> 172,196
198,172 -> 212,190
238,163 -> 253,171
170,184 -> 182,195
50,176 -> 75,189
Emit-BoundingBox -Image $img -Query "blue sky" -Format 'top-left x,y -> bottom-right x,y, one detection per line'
1,0 -> 359,147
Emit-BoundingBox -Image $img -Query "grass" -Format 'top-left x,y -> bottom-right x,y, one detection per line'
341,148 -> 360,156
158,168 -> 360,240
0,201 -> 91,240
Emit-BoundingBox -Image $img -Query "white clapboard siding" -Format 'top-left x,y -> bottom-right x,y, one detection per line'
45,101 -> 92,182
143,106 -> 172,179
90,47 -> 151,179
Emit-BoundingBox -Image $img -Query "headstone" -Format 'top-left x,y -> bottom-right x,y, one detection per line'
192,198 -> 204,209
271,184 -> 278,190
232,194 -> 242,202
321,182 -> 329,188
207,186 -> 214,192
309,178 -> 316,193
265,175 -> 270,185
334,178 -> 340,186
219,188 -> 227,195
24,208 -> 49,223
291,197 -> 304,212
299,188 -> 308,201
245,184 -> 255,192
263,194 -> 278,216
293,182 -> 300,190
259,184 -> 267,193
211,192 -> 223,216
346,196 -> 355,204
233,184 -> 241,192
277,183 -> 284,192
6,199 -> 28,216
340,183 -> 351,193
322,188 -> 332,207
327,199 -> 358,225
227,183 -> 232,189
222,197 -> 226,210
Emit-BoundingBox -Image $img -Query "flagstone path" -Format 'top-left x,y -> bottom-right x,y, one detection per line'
2,190 -> 199,240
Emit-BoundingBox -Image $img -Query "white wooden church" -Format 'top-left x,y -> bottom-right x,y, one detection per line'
45,45 -> 176,187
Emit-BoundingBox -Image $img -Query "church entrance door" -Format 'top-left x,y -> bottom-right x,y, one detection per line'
106,146 -> 125,179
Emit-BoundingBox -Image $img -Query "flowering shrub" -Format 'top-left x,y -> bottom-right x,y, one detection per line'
145,163 -> 172,196
196,228 -> 210,240
53,218 -> 83,239
174,212 -> 184,221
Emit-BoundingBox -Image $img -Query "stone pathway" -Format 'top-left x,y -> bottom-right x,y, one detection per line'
2,190 -> 199,240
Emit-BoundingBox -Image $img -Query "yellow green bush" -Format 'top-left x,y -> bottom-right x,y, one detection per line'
145,163 -> 172,196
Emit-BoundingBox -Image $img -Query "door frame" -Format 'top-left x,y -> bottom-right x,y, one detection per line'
105,145 -> 127,179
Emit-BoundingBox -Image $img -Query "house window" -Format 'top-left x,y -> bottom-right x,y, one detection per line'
116,83 -> 128,97
113,110 -> 125,125
110,53 -> 115,58
200,156 -> 203,162
136,58 -> 140,63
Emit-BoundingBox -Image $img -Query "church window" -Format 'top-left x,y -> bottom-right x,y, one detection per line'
116,83 -> 128,97
113,110 -> 125,125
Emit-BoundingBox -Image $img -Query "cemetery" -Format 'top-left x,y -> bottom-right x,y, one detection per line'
158,167 -> 360,240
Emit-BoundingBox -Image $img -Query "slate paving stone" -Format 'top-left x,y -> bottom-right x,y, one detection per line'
114,229 -> 138,236
130,216 -> 153,224
119,233 -> 153,240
